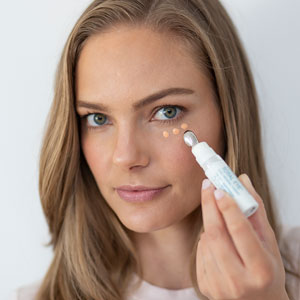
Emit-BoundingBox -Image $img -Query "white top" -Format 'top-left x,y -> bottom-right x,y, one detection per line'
127,274 -> 200,300
9,225 -> 300,300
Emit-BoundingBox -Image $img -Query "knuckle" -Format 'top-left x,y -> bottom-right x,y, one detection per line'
254,267 -> 274,289
251,259 -> 274,289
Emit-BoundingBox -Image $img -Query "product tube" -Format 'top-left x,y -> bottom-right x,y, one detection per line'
184,131 -> 258,218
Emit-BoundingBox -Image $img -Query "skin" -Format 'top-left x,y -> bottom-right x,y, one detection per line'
199,175 -> 289,300
75,25 -> 288,298
76,25 -> 224,289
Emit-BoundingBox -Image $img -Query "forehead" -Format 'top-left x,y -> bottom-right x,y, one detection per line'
75,26 -> 208,106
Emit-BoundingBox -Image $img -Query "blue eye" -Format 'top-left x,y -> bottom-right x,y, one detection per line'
86,113 -> 108,127
79,104 -> 186,131
154,106 -> 182,121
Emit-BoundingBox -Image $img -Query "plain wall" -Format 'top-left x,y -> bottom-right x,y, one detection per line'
1,1 -> 299,299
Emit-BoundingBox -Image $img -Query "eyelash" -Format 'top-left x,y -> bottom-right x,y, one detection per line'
79,104 -> 187,131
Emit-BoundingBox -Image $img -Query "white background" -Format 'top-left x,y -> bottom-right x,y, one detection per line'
0,0 -> 299,299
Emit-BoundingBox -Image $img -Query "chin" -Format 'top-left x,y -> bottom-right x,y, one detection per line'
117,213 -> 175,234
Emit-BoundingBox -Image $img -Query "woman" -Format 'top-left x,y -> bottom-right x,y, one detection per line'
12,0 -> 300,299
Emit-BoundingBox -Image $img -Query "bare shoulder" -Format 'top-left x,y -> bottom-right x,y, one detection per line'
10,280 -> 42,300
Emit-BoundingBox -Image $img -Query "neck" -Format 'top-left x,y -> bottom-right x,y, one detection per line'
129,208 -> 202,289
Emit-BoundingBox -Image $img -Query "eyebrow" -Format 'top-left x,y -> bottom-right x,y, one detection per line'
76,87 -> 195,113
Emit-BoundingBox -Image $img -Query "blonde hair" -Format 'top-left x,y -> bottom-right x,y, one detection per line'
37,0 -> 294,299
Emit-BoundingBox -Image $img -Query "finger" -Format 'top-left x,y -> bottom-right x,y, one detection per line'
202,233 -> 233,300
201,179 -> 245,276
239,174 -> 268,220
214,187 -> 269,272
239,174 -> 278,251
196,234 -> 212,298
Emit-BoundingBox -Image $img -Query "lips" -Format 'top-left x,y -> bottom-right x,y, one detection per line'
115,185 -> 170,203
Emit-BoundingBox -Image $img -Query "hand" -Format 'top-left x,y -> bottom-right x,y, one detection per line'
196,174 -> 289,300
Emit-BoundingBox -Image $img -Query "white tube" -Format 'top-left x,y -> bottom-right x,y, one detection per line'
192,141 -> 258,218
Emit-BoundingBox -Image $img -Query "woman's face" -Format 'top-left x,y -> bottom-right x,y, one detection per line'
75,26 -> 225,233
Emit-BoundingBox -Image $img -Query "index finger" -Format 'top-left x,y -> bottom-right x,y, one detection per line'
214,189 -> 269,272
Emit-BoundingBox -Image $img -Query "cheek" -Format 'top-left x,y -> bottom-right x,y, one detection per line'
189,105 -> 225,158
80,117 -> 222,189
150,126 -> 191,161
157,132 -> 205,212
80,133 -> 109,180
153,130 -> 206,185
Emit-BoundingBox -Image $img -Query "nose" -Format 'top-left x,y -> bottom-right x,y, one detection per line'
112,125 -> 150,170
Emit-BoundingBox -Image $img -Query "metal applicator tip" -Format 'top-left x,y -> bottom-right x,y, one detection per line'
183,130 -> 199,147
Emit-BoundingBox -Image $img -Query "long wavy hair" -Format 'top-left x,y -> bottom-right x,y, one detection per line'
36,0 -> 296,299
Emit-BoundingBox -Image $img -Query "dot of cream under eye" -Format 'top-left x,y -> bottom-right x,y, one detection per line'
172,128 -> 180,135
163,131 -> 169,138
181,123 -> 188,130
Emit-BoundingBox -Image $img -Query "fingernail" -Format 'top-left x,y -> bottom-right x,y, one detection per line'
202,179 -> 211,190
214,189 -> 224,200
